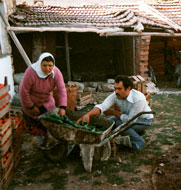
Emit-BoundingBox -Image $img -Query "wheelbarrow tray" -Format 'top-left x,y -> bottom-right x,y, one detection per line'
40,110 -> 114,144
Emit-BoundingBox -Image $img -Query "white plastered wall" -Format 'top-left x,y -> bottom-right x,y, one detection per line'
0,2 -> 15,98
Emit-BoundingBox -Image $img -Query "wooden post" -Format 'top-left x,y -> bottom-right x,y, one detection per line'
164,39 -> 168,64
4,76 -> 7,86
0,10 -> 31,67
133,36 -> 136,75
122,38 -> 126,74
65,32 -> 71,81
135,36 -> 141,74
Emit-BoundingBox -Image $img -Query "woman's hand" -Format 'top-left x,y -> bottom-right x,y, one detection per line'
76,114 -> 90,125
30,106 -> 40,116
58,108 -> 66,116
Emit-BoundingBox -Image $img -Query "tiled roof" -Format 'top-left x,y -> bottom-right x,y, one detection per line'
150,0 -> 181,27
8,3 -> 180,32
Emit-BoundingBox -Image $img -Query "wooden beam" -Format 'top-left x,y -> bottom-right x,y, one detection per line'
0,11 -> 31,66
7,26 -> 181,37
65,32 -> 71,81
100,32 -> 181,37
7,26 -> 123,34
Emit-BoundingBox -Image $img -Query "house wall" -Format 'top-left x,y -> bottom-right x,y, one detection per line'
12,31 -> 145,82
12,32 -> 135,81
12,32 -> 56,72
11,33 -> 33,73
0,56 -> 15,98
149,36 -> 181,77
32,32 -> 56,62
0,2 -> 15,98
63,33 -> 137,81
67,32 -> 124,81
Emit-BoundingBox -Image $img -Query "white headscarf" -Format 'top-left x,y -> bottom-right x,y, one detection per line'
31,52 -> 55,78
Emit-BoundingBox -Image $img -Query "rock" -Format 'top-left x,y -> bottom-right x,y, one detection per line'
97,84 -> 103,91
146,82 -> 159,94
101,83 -> 114,92
84,87 -> 96,93
14,183 -> 53,190
107,79 -> 115,84
160,163 -> 165,167
146,81 -> 156,88
67,81 -> 84,91
14,85 -> 19,93
14,73 -> 24,85
88,82 -> 98,88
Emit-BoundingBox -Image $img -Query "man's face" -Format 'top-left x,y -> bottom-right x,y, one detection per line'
114,81 -> 131,99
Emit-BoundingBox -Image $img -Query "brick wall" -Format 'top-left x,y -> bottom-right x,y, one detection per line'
138,35 -> 151,77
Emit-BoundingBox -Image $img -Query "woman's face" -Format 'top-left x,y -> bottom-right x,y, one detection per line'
41,61 -> 54,75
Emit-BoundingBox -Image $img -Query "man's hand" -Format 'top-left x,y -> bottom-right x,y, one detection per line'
104,108 -> 121,119
76,107 -> 101,126
30,106 -> 40,116
76,114 -> 90,125
58,108 -> 66,116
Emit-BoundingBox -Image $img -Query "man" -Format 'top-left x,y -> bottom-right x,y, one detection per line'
77,75 -> 154,150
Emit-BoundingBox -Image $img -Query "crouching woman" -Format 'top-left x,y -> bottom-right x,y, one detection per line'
19,52 -> 67,145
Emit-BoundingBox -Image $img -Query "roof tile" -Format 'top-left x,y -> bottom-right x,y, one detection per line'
8,3 -> 180,32
150,0 -> 181,27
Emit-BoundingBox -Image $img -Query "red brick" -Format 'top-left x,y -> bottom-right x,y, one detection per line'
141,36 -> 151,40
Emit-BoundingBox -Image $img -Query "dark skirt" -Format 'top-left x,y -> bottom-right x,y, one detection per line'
22,106 -> 47,137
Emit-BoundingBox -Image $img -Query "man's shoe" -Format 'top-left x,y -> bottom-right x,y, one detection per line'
114,135 -> 132,148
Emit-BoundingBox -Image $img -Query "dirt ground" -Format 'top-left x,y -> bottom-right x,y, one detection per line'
7,78 -> 181,190
152,144 -> 181,190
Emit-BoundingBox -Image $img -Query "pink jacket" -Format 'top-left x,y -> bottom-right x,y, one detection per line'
19,66 -> 67,118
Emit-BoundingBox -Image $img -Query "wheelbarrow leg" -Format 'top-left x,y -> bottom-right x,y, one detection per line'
79,144 -> 95,172
94,141 -> 111,161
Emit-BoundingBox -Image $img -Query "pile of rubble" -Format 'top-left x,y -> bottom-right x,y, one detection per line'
67,78 -> 158,94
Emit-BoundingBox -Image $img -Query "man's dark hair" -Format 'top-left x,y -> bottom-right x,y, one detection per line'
42,56 -> 54,64
114,75 -> 133,89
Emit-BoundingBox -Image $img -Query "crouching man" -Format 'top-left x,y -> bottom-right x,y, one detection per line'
76,75 -> 154,150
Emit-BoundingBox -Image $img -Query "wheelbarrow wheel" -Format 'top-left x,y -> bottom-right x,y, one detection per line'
40,142 -> 68,162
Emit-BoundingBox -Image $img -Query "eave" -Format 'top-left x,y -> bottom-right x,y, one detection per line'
7,26 -> 181,37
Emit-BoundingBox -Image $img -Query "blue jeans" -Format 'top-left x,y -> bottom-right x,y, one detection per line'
109,116 -> 153,150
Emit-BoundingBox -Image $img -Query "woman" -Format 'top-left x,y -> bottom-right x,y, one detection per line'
19,52 -> 67,142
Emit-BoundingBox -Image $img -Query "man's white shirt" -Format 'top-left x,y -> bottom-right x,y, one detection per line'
95,89 -> 153,123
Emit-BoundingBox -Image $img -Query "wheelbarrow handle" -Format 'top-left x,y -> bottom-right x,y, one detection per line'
123,111 -> 156,125
112,110 -> 155,133
110,122 -> 151,139
96,111 -> 155,147
96,122 -> 151,147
